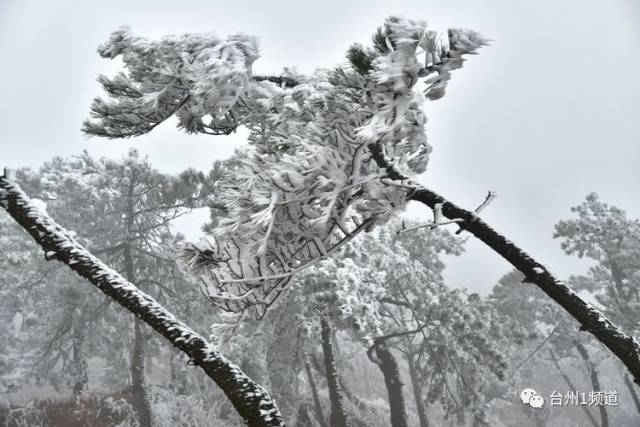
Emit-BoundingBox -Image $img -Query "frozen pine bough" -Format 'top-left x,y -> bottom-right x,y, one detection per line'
83,16 -> 488,318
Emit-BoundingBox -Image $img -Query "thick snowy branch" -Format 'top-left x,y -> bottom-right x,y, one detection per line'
0,171 -> 284,427
368,143 -> 640,385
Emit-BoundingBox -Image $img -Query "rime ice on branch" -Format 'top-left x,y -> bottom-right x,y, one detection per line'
83,16 -> 488,316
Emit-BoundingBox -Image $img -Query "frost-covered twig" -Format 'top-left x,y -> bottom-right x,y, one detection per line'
217,217 -> 375,286
454,191 -> 496,235
397,218 -> 464,234
473,191 -> 496,215
397,203 -> 464,234
368,142 -> 640,385
0,172 -> 284,427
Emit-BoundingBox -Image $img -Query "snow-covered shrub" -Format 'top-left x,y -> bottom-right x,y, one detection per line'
151,386 -> 241,427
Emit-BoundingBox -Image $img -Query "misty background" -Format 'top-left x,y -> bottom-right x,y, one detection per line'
1,0 -> 639,293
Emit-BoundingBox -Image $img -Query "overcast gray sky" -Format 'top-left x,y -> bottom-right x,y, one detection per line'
1,0 -> 639,293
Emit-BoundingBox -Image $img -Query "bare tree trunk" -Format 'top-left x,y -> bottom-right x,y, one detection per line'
0,174 -> 284,427
406,352 -> 428,427
370,343 -> 408,427
548,349 -> 598,427
363,358 -> 371,398
311,353 -> 368,411
320,316 -> 349,427
304,357 -> 327,427
574,341 -> 609,427
123,231 -> 154,427
131,318 -> 153,427
368,144 -> 640,385
623,374 -> 640,415
296,403 -> 314,427
169,350 -> 189,396
71,324 -> 88,395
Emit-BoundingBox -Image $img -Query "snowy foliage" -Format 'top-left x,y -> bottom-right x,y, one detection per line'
554,193 -> 640,260
151,387 -> 241,427
83,16 -> 488,316
555,193 -> 640,333
0,151 -> 216,394
286,220 -> 508,423
83,29 -> 259,138
88,16 -> 489,317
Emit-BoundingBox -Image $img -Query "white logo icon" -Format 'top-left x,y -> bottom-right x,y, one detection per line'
520,388 -> 544,408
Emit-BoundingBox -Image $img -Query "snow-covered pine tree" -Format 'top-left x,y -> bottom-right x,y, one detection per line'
46,152 -> 199,425
0,210 -> 49,393
79,15 -> 640,387
0,152 -> 218,425
83,16 -> 486,318
555,194 -> 640,416
554,193 -> 640,338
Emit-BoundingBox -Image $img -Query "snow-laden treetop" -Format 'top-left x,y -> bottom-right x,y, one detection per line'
83,16 -> 488,317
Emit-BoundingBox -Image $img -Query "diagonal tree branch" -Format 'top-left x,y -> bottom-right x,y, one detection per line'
368,142 -> 640,385
0,170 -> 284,427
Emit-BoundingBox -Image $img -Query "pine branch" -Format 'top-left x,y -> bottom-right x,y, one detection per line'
0,170 -> 284,427
368,143 -> 640,385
